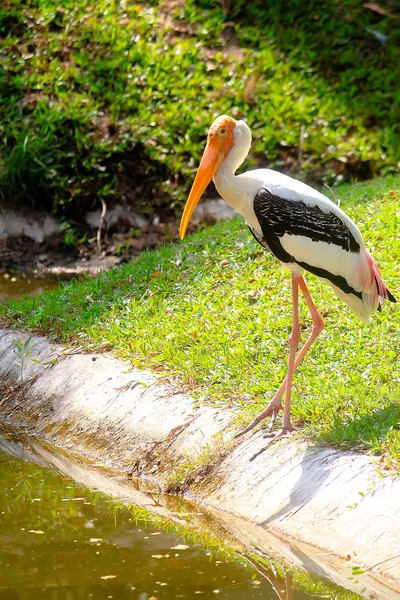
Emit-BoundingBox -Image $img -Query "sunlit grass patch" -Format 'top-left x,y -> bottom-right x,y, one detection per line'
1,175 -> 399,465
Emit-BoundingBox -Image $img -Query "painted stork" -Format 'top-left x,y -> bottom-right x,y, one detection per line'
179,115 -> 396,438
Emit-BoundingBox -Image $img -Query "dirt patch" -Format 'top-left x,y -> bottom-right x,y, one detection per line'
0,198 -> 232,276
0,227 -> 176,276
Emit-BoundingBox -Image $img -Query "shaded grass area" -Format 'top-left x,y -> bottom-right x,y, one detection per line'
1,0 -> 400,218
1,175 -> 399,466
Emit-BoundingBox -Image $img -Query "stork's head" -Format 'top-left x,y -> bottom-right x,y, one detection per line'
179,115 -> 237,239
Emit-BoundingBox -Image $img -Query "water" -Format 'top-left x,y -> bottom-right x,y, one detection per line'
0,424 -> 367,600
0,274 -> 59,303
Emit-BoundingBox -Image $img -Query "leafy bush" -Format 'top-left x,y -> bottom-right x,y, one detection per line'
0,0 -> 399,219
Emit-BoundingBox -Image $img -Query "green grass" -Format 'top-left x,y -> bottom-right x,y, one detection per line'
1,0 -> 400,218
1,175 -> 399,466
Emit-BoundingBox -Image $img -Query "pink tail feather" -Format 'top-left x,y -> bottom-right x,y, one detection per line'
331,249 -> 395,323
365,249 -> 391,301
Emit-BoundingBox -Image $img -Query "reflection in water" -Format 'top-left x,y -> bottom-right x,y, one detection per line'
0,274 -> 60,302
0,425 -> 367,600
0,449 -> 273,598
244,554 -> 294,600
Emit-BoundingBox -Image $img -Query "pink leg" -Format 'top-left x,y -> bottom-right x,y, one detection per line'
281,274 -> 300,430
234,275 -> 324,438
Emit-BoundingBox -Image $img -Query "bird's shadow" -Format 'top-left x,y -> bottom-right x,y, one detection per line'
311,402 -> 400,457
259,403 -> 399,526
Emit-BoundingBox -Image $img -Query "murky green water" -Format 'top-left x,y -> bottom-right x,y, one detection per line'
0,425 -> 368,600
0,274 -> 59,303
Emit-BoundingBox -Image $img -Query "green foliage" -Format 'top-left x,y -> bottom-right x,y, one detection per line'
60,221 -> 79,246
164,434 -> 234,493
0,0 -> 399,216
12,334 -> 32,384
2,175 -> 399,465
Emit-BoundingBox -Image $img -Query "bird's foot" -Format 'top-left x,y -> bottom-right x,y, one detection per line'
233,401 -> 283,439
263,425 -> 294,440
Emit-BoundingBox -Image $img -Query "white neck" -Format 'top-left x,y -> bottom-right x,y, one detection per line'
213,120 -> 261,230
214,120 -> 251,201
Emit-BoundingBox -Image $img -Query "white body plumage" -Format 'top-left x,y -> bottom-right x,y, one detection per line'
213,119 -> 390,322
179,114 -> 395,434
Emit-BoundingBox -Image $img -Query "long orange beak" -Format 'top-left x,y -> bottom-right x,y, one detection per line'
179,140 -> 225,239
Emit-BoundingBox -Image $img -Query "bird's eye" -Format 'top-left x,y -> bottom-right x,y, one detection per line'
220,128 -> 226,134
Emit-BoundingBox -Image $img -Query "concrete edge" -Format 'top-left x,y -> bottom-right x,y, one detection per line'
0,327 -> 399,597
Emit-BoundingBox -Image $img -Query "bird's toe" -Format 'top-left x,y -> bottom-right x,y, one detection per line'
263,426 -> 294,440
233,401 -> 283,439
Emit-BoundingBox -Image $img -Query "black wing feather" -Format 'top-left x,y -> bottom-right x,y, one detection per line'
252,188 -> 364,299
253,189 -> 360,257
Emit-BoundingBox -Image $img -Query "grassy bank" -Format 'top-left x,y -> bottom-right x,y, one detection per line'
1,0 -> 400,219
1,175 -> 399,466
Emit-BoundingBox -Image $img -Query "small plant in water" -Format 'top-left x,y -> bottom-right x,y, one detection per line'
12,335 -> 33,385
